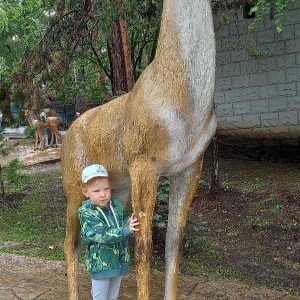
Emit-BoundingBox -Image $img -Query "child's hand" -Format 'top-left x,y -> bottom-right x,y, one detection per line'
129,213 -> 140,233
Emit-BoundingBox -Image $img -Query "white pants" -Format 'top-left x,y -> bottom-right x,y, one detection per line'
91,277 -> 122,300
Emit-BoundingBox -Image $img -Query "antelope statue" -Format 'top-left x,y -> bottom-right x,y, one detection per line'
23,109 -> 61,150
43,108 -> 57,117
61,0 -> 216,299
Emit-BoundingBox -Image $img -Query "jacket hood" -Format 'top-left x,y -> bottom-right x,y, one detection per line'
81,199 -> 91,207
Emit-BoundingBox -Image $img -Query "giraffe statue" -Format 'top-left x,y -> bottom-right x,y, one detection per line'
61,0 -> 216,299
23,109 -> 61,150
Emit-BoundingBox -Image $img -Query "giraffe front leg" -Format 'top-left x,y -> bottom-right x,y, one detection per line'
164,160 -> 203,300
128,162 -> 159,300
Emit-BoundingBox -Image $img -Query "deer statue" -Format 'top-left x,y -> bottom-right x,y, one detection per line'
23,109 -> 61,150
61,0 -> 216,299
43,108 -> 57,117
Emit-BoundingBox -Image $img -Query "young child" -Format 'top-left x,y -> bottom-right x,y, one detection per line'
77,164 -> 139,300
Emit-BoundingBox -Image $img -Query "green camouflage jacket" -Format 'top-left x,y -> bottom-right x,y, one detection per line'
77,198 -> 131,277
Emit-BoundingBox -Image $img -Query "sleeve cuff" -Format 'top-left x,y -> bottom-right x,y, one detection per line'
122,226 -> 131,238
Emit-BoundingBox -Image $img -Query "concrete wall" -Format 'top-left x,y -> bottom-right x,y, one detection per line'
214,1 -> 300,140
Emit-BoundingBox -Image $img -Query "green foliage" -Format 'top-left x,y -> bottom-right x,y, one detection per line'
126,0 -> 163,78
156,177 -> 170,203
0,0 -> 48,71
1,195 -> 45,236
221,181 -> 229,192
185,220 -> 209,249
152,177 -> 169,240
245,215 -> 256,225
247,47 -> 268,59
248,0 -> 295,32
199,179 -> 206,187
215,1 -> 295,34
2,0 -> 295,115
0,132 -> 10,196
24,126 -> 35,137
57,58 -> 110,104
239,177 -> 271,195
1,159 -> 32,195
5,159 -> 26,184
270,204 -> 283,214
257,220 -> 269,227
245,215 -> 270,228
0,0 -> 52,110
227,230 -> 239,237
0,132 -> 9,156
0,167 -> 65,260
0,0 -> 164,112
0,193 -> 65,260
0,245 -> 65,261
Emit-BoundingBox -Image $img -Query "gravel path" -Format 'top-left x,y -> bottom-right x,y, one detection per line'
0,252 -> 299,300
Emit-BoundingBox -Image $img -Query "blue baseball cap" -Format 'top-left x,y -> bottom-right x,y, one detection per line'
82,164 -> 109,183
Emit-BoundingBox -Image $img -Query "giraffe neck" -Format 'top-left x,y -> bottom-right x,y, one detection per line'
155,0 -> 215,108
140,0 -> 216,169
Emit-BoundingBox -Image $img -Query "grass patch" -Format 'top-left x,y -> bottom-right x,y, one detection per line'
0,243 -> 65,260
0,194 -> 64,241
0,167 -> 66,260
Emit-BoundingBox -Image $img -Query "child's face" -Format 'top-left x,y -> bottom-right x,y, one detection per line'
82,177 -> 111,207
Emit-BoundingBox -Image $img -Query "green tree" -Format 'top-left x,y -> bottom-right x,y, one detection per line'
0,0 -> 54,116
6,0 -> 163,105
0,0 -> 296,112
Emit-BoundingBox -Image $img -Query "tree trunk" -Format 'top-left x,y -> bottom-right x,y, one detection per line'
210,133 -> 219,195
0,164 -> 4,197
110,16 -> 134,95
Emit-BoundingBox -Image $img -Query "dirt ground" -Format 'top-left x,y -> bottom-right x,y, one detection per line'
0,251 -> 298,300
0,136 -> 299,299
